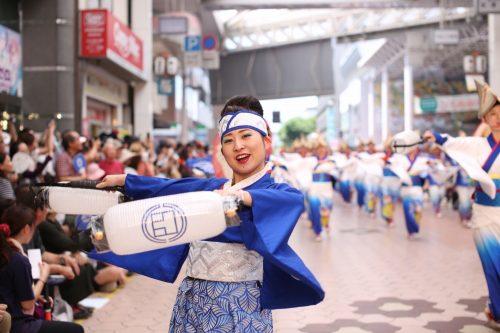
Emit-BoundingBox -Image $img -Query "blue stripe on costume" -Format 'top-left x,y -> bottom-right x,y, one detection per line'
482,134 -> 499,173
307,195 -> 322,235
312,173 -> 332,182
89,174 -> 325,310
474,227 -> 500,321
339,180 -> 352,203
402,197 -> 421,234
354,181 -> 366,208
401,190 -> 422,235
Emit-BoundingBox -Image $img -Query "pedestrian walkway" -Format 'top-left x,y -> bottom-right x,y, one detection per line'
82,197 -> 495,333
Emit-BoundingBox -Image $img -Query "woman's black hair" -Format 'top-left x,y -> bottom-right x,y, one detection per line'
126,155 -> 142,170
0,199 -> 20,268
221,96 -> 264,118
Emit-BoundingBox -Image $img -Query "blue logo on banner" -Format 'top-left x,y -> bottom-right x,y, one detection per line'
141,203 -> 187,243
184,36 -> 201,52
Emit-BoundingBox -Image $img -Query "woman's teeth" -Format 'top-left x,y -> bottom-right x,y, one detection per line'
236,154 -> 250,162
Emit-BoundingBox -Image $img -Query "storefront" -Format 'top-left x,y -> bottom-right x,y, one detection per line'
82,66 -> 127,137
79,9 -> 145,137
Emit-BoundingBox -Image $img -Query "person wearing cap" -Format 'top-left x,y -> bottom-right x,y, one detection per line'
424,80 -> 500,329
92,95 -> 324,332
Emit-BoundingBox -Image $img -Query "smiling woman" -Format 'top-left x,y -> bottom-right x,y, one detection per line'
218,105 -> 271,184
92,95 -> 325,333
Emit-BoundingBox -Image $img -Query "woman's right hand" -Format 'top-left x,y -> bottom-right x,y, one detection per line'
96,174 -> 126,189
0,304 -> 7,320
423,130 -> 436,142
39,262 -> 50,282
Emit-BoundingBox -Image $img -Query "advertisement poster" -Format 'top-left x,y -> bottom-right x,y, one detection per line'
0,24 -> 22,97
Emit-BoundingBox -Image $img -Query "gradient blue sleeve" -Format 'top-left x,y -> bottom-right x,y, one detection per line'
124,174 -> 226,199
88,245 -> 189,283
241,183 -> 325,309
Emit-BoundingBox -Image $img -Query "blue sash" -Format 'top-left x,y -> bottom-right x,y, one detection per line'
313,173 -> 332,182
474,134 -> 499,206
483,134 -> 499,173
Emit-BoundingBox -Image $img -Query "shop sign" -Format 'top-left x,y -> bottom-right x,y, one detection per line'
415,94 -> 479,114
202,35 -> 219,69
184,35 -> 202,68
0,25 -> 22,97
157,78 -> 174,96
80,10 -> 143,77
433,29 -> 459,45
419,97 -> 438,113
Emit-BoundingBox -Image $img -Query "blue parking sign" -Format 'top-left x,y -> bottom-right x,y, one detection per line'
184,36 -> 201,52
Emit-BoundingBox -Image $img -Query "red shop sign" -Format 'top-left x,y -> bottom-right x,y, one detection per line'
80,9 -> 143,73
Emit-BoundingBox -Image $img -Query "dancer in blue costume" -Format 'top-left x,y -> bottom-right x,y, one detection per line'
424,81 -> 500,329
379,145 -> 402,225
354,142 -> 367,210
307,137 -> 335,241
359,141 -> 385,218
92,96 -> 324,332
398,148 -> 430,238
427,147 -> 449,218
337,144 -> 353,203
454,166 -> 475,227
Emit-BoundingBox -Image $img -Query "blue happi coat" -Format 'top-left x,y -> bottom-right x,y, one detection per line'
89,173 -> 325,310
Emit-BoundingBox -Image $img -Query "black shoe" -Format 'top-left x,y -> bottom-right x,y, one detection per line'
72,305 -> 92,320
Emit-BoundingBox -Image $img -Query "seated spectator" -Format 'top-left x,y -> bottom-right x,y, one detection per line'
155,142 -> 181,179
0,204 -> 84,333
0,152 -> 15,200
15,186 -> 126,313
128,142 -> 154,176
56,131 -> 84,182
98,141 -> 124,175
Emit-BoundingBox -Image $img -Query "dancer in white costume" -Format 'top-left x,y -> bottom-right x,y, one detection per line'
335,144 -> 354,203
388,148 -> 430,238
427,147 -> 452,218
308,138 -> 336,240
358,142 -> 385,218
424,80 -> 500,328
379,147 -> 404,225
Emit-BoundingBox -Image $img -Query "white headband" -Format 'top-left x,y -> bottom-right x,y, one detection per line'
218,110 -> 268,140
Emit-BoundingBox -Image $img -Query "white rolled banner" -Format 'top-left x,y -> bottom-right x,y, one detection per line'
46,187 -> 122,215
103,191 -> 227,255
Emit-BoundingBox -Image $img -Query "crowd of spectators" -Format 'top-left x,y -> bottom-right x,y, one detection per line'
0,119 -> 214,333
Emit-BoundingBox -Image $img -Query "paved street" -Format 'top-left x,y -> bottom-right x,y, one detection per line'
82,195 -> 495,333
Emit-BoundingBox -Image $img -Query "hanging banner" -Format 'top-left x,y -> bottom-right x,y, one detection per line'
0,25 -> 22,97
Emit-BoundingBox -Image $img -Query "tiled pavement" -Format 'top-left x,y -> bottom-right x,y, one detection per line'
82,196 -> 496,333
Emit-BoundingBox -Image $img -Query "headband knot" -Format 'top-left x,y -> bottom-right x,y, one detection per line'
218,109 -> 268,141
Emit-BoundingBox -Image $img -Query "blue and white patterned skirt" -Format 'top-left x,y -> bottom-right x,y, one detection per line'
169,277 -> 273,333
